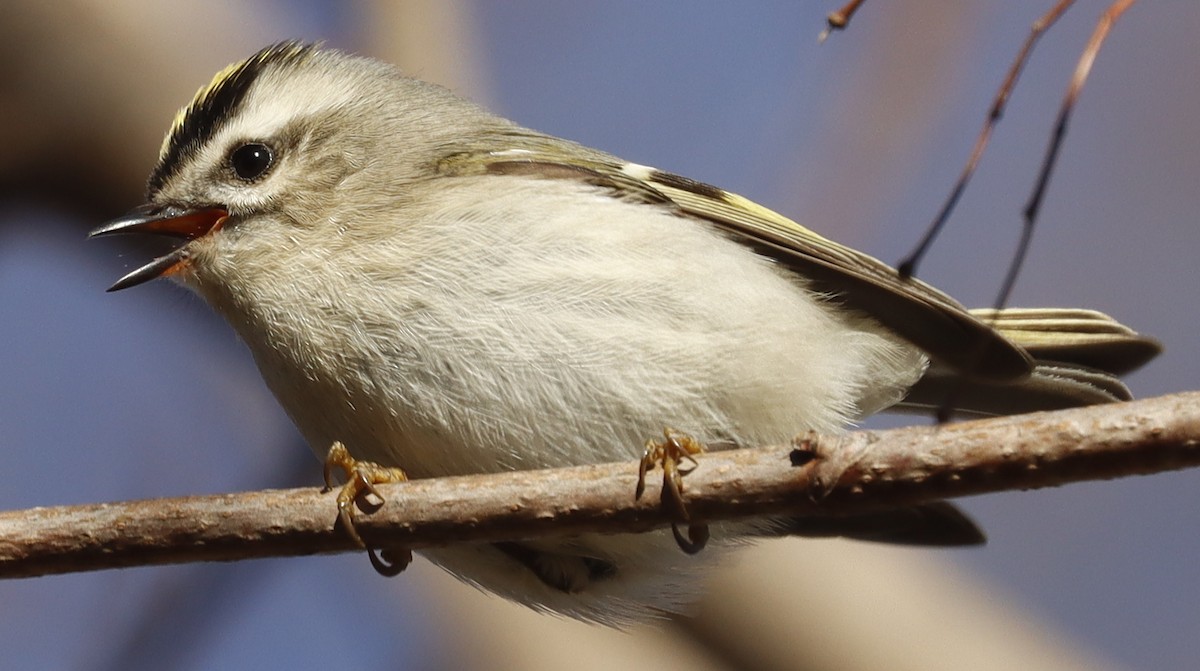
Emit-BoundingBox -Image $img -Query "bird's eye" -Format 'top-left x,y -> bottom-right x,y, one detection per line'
229,143 -> 274,181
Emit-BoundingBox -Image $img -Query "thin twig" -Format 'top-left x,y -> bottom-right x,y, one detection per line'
959,2 -> 1139,417
1015,0 -> 1138,300
0,391 -> 1197,579
819,0 -> 868,43
897,1 -> 1136,421
898,0 -> 1076,279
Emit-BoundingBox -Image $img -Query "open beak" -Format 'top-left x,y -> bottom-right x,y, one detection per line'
90,204 -> 228,292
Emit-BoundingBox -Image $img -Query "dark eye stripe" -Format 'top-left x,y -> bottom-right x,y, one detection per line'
147,41 -> 315,197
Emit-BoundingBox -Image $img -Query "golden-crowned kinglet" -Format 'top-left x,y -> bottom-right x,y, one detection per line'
92,42 -> 1159,624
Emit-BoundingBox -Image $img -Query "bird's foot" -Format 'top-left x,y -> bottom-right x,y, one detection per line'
637,428 -> 710,554
322,441 -> 413,576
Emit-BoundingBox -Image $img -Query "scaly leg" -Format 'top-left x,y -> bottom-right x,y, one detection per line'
636,429 -> 710,554
322,441 -> 413,576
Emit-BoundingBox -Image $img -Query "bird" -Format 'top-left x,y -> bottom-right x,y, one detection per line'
91,41 -> 1159,624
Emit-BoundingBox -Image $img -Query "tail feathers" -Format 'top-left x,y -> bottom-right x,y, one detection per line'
766,501 -> 985,546
900,361 -> 1132,416
970,308 -> 1161,375
896,308 -> 1160,417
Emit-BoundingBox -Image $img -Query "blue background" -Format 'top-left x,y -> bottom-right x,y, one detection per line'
2,2 -> 1197,669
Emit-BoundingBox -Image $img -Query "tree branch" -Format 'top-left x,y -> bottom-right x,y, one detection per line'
3,391 -> 1197,579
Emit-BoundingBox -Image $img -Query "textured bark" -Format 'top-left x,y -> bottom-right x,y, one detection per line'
1,391 -> 1197,579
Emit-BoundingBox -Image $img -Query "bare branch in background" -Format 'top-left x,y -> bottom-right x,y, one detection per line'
819,0 -> 868,43
898,0 -> 1077,279
820,0 -> 1139,290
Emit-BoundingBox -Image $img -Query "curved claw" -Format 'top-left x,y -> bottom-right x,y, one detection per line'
321,441 -> 411,572
671,521 -> 710,555
636,429 -> 709,553
337,500 -> 367,548
368,547 -> 413,577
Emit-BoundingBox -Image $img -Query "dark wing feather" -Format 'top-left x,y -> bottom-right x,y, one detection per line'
969,308 -> 1161,375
